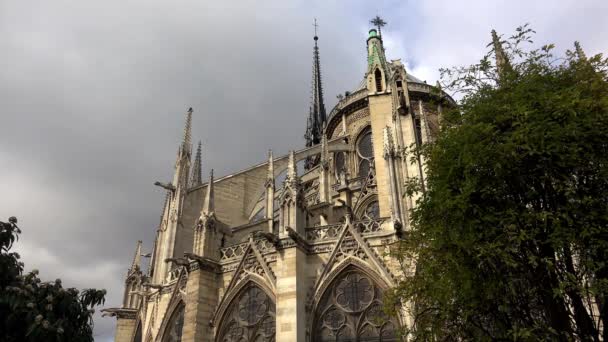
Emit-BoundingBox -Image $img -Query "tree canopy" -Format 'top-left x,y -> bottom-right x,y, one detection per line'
0,217 -> 106,342
388,25 -> 608,341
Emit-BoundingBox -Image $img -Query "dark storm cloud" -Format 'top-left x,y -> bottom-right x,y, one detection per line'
1,0 -> 606,340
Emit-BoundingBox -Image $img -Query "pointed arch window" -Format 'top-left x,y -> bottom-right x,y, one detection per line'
313,268 -> 399,342
133,322 -> 142,342
162,303 -> 185,342
217,283 -> 276,342
356,127 -> 374,179
334,152 -> 345,181
374,69 -> 383,92
363,201 -> 380,221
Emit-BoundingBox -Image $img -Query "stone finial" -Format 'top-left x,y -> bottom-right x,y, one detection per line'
491,29 -> 511,79
129,240 -> 143,273
182,107 -> 193,154
190,141 -> 203,187
203,169 -> 214,214
320,134 -> 329,169
267,150 -> 274,181
287,150 -> 297,180
574,41 -> 587,61
383,127 -> 395,159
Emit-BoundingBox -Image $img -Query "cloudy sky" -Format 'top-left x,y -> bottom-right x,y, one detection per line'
1,0 -> 606,340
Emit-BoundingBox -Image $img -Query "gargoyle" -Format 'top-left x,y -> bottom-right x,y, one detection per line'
252,230 -> 280,247
285,227 -> 309,251
393,219 -> 404,238
336,199 -> 354,218
154,181 -> 176,192
142,283 -> 163,290
164,257 -> 189,267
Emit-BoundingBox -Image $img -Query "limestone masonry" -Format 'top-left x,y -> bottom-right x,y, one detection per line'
103,27 -> 454,342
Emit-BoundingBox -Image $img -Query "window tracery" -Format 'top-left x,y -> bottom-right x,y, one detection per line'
356,127 -> 374,179
162,304 -> 185,342
314,269 -> 398,342
363,201 -> 380,221
334,152 -> 345,181
217,284 -> 275,342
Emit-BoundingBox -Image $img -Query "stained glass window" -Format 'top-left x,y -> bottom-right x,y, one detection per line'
357,132 -> 373,159
314,269 -> 399,342
335,152 -> 345,177
133,322 -> 142,342
251,208 -> 265,222
356,128 -> 374,179
162,304 -> 185,342
218,284 -> 275,342
363,201 -> 380,220
358,160 -> 370,179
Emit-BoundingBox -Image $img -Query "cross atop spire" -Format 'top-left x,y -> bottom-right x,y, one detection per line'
370,15 -> 387,37
304,19 -> 327,151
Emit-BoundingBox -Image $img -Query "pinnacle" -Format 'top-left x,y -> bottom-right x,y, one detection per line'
304,22 -> 327,150
182,107 -> 193,154
191,141 -> 203,186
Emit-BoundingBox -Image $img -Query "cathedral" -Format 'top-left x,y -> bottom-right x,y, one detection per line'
103,24 -> 453,342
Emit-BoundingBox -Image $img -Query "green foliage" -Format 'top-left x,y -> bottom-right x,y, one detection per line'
0,217 -> 106,342
388,26 -> 608,341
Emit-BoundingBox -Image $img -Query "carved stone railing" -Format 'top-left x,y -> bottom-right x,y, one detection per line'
305,218 -> 388,243
305,223 -> 343,242
327,88 -> 368,121
408,82 -> 456,104
354,218 -> 386,234
254,239 -> 276,255
166,267 -> 181,283
219,238 -> 277,262
219,241 -> 249,261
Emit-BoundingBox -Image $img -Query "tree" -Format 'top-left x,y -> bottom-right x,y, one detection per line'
387,25 -> 608,341
0,217 -> 106,341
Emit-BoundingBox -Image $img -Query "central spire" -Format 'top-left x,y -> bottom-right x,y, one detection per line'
304,18 -> 327,150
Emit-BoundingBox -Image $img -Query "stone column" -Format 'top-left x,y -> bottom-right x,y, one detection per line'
368,93 -> 395,218
275,244 -> 307,342
181,259 -> 220,342
113,311 -> 137,342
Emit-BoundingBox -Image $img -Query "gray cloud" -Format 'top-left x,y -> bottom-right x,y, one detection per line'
1,0 -> 606,340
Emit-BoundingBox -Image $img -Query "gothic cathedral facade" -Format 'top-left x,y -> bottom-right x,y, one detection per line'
104,27 -> 452,342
